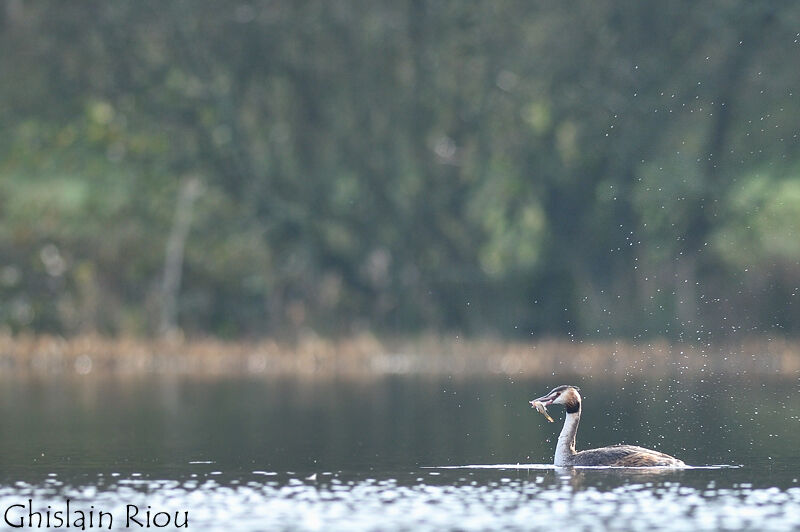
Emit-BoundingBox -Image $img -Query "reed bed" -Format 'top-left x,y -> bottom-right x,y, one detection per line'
0,333 -> 798,379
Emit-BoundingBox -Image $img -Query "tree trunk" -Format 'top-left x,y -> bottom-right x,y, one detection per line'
159,177 -> 202,336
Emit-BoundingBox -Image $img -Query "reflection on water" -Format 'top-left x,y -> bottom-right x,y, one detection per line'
0,374 -> 797,530
1,467 -> 799,531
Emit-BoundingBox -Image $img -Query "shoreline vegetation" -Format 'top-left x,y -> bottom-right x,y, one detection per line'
0,333 -> 798,379
5,4 -> 800,342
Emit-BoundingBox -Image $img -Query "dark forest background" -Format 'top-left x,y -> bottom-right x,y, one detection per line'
2,1 -> 800,341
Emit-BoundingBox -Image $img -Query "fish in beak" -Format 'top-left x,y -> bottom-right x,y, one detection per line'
529,398 -> 555,422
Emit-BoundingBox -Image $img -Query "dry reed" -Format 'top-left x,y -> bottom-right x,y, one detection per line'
0,332 -> 797,379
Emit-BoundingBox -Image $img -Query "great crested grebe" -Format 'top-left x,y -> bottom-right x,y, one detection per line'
530,385 -> 685,467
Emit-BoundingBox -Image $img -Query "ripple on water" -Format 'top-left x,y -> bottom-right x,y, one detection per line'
0,470 -> 798,531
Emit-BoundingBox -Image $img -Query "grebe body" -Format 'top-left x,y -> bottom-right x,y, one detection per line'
530,385 -> 685,467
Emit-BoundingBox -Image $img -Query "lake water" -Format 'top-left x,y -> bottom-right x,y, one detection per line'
0,374 -> 797,530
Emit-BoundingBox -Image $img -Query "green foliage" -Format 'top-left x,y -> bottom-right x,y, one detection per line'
715,173 -> 800,266
1,0 -> 800,338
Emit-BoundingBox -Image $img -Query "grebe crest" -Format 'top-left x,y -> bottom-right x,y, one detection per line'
530,385 -> 685,468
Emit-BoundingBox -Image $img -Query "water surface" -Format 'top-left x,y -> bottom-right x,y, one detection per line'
0,374 -> 797,530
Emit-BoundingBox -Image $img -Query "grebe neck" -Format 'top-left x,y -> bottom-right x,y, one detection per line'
554,402 -> 581,466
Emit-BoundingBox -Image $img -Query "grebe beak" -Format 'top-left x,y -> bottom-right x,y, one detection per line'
529,392 -> 557,407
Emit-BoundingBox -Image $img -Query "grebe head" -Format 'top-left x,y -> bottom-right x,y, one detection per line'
530,385 -> 581,413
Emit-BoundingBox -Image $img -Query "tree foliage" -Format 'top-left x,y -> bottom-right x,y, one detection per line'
2,1 -> 800,339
